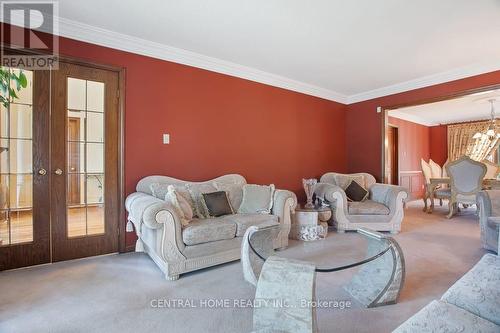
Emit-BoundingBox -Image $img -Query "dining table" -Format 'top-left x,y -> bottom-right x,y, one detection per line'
427,177 -> 500,213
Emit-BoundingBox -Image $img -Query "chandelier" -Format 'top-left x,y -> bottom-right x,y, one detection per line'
469,99 -> 500,161
473,99 -> 498,139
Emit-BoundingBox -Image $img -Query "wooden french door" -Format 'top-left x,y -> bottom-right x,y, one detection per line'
0,61 -> 121,270
0,69 -> 51,270
51,62 -> 120,262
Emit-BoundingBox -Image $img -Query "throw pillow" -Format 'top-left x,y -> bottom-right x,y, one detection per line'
150,183 -> 170,200
164,185 -> 192,227
334,174 -> 365,190
213,182 -> 244,211
150,183 -> 195,212
238,184 -> 275,214
185,183 -> 217,218
202,191 -> 234,217
344,180 -> 369,202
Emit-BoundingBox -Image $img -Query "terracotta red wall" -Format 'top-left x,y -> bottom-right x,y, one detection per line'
52,37 -> 347,247
429,125 -> 448,165
388,117 -> 430,171
346,71 -> 500,180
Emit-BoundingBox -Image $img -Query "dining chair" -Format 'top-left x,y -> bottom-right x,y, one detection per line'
421,159 -> 449,212
429,159 -> 446,206
429,159 -> 442,178
445,156 -> 487,218
481,160 -> 500,180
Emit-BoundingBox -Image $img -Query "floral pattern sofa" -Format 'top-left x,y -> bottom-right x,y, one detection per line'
125,174 -> 296,280
393,253 -> 500,332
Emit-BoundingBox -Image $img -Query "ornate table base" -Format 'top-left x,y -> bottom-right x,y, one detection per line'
253,256 -> 317,333
344,228 -> 405,307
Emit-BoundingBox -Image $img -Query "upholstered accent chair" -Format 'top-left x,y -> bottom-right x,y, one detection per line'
477,190 -> 500,254
314,173 -> 408,234
445,156 -> 487,218
125,174 -> 296,280
421,159 -> 450,212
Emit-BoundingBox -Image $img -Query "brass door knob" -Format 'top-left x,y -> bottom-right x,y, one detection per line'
54,168 -> 63,175
38,168 -> 47,175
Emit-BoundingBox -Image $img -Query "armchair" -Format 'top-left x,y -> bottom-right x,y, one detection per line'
314,173 -> 408,234
476,190 -> 500,253
445,156 -> 486,218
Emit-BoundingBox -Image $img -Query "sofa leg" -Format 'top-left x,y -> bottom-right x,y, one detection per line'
165,274 -> 179,281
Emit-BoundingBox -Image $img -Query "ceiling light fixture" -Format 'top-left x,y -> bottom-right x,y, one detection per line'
473,99 -> 498,139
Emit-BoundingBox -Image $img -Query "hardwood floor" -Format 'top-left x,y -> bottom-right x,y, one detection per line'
0,206 -> 104,246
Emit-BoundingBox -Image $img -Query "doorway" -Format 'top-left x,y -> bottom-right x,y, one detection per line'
0,60 -> 123,270
385,125 -> 399,185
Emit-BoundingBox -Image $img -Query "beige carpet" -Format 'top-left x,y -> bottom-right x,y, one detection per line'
0,201 -> 490,333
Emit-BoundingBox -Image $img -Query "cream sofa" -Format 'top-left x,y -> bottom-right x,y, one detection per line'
314,172 -> 408,234
125,174 -> 297,280
393,254 -> 500,332
477,190 -> 500,254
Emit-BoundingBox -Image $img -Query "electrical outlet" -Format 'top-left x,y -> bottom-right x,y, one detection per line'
163,134 -> 170,144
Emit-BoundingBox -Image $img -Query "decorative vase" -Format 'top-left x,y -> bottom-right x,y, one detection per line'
302,178 -> 317,209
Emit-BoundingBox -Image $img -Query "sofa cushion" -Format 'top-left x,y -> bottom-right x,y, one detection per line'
185,183 -> 217,218
214,182 -> 244,211
223,214 -> 279,237
238,184 -> 275,214
164,185 -> 193,227
441,253 -> 500,325
393,300 -> 499,333
202,191 -> 234,217
182,218 -> 237,246
334,174 -> 365,190
347,200 -> 390,215
345,180 -> 369,202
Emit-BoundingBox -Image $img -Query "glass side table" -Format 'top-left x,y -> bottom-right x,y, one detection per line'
290,204 -> 332,241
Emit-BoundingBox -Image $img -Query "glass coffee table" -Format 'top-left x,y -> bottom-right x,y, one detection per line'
242,225 -> 405,307
242,225 -> 405,332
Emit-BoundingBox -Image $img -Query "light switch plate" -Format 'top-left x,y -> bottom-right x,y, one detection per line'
163,134 -> 170,144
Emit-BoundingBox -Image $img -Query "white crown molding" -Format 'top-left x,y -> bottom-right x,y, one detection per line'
51,16 -> 349,104
4,13 -> 500,105
347,62 -> 500,104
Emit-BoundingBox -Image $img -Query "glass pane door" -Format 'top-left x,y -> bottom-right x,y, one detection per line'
66,78 -> 105,237
0,68 -> 33,246
0,66 -> 50,271
51,61 -> 119,263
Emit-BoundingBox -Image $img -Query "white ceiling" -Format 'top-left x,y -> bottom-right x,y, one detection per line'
389,89 -> 500,126
13,1 -> 500,103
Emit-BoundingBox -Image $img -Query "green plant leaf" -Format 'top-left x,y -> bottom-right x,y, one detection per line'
9,87 -> 18,99
18,72 -> 27,88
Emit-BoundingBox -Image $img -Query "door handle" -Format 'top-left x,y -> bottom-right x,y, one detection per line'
54,168 -> 63,175
38,168 -> 47,175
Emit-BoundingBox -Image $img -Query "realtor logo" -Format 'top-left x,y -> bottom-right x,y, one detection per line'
1,1 -> 59,69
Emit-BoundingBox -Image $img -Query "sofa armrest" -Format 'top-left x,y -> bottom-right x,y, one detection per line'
369,183 -> 408,211
125,192 -> 186,254
272,189 -> 297,224
314,182 -> 347,206
477,191 -> 493,219
271,189 -> 297,249
125,192 -> 182,230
